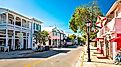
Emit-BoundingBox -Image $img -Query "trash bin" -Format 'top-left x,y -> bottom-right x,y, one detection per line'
45,46 -> 50,51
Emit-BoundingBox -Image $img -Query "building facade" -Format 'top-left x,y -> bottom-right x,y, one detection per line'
31,18 -> 42,49
0,8 -> 42,51
96,0 -> 121,60
44,26 -> 66,47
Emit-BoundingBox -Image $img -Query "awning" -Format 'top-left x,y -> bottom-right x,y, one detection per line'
109,36 -> 121,42
96,37 -> 104,41
50,36 -> 60,39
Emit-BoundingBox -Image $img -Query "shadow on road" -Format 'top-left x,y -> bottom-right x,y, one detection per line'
0,50 -> 70,59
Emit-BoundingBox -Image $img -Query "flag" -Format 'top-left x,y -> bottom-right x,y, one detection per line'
96,16 -> 107,28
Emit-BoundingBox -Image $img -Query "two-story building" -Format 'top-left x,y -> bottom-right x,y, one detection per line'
96,0 -> 121,60
31,18 -> 42,49
44,26 -> 66,47
0,8 -> 42,51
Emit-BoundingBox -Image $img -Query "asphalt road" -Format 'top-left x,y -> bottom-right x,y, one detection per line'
0,47 -> 83,67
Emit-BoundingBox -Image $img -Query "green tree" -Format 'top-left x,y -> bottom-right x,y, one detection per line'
68,34 -> 76,40
77,36 -> 82,44
68,34 -> 76,44
69,1 -> 103,43
81,33 -> 87,43
36,30 -> 49,45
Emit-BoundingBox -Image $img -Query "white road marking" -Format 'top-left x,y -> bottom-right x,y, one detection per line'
0,58 -> 47,61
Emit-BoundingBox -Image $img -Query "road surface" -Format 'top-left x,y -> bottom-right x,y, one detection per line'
0,47 -> 83,67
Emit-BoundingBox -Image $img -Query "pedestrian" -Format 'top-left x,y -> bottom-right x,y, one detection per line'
114,48 -> 121,65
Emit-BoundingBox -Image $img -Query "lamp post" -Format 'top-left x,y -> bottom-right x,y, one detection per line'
86,20 -> 91,62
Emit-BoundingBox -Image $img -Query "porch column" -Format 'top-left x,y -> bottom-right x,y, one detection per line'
13,15 -> 16,50
109,41 -> 111,58
113,42 -> 117,60
13,30 -> 15,50
31,22 -> 33,49
103,37 -> 106,56
57,39 -> 58,47
96,40 -> 100,52
28,32 -> 31,49
11,36 -> 14,49
26,33 -> 27,49
60,33 -> 61,46
21,33 -> 23,49
20,19 -> 23,49
5,29 -> 8,47
58,39 -> 59,47
5,13 -> 8,47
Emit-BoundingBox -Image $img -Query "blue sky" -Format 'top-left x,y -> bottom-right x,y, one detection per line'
0,0 -> 115,34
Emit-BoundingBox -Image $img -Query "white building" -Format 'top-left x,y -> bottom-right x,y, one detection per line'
31,18 -> 42,49
44,26 -> 66,47
0,8 -> 42,51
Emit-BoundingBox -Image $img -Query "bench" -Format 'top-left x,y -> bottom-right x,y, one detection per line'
0,46 -> 9,52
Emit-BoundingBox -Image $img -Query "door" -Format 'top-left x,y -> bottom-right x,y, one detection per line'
23,39 -> 26,49
49,39 -> 51,45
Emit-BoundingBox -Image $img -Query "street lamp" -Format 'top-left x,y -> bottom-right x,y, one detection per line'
86,20 -> 91,62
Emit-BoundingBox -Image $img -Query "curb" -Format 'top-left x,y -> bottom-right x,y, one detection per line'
80,49 -> 85,67
74,47 -> 85,67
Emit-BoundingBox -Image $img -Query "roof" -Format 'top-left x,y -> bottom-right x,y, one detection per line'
0,8 -> 43,24
43,26 -> 65,33
0,8 -> 30,20
31,18 -> 43,24
43,26 -> 55,32
106,0 -> 121,16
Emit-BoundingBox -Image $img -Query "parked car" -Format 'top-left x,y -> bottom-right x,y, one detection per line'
66,41 -> 72,46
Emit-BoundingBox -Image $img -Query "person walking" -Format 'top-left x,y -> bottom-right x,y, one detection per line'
114,48 -> 121,65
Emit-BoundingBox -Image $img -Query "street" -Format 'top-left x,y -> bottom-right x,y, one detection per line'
0,0 -> 120,67
0,47 -> 83,67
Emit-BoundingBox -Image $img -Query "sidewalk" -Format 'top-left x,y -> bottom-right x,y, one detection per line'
82,46 -> 121,67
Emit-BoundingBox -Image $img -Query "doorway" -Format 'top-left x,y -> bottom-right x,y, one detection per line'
49,39 -> 51,45
8,39 -> 12,50
23,39 -> 26,49
15,39 -> 19,50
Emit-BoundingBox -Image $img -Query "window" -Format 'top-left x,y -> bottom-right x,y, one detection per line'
0,13 -> 6,23
26,21 -> 29,28
53,32 -> 54,36
8,14 -> 14,24
36,24 -> 39,30
53,32 -> 55,36
16,17 -> 21,26
39,25 -> 41,31
57,32 -> 59,36
56,32 -> 58,36
22,19 -> 26,27
8,19 -> 13,24
33,23 -> 35,29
